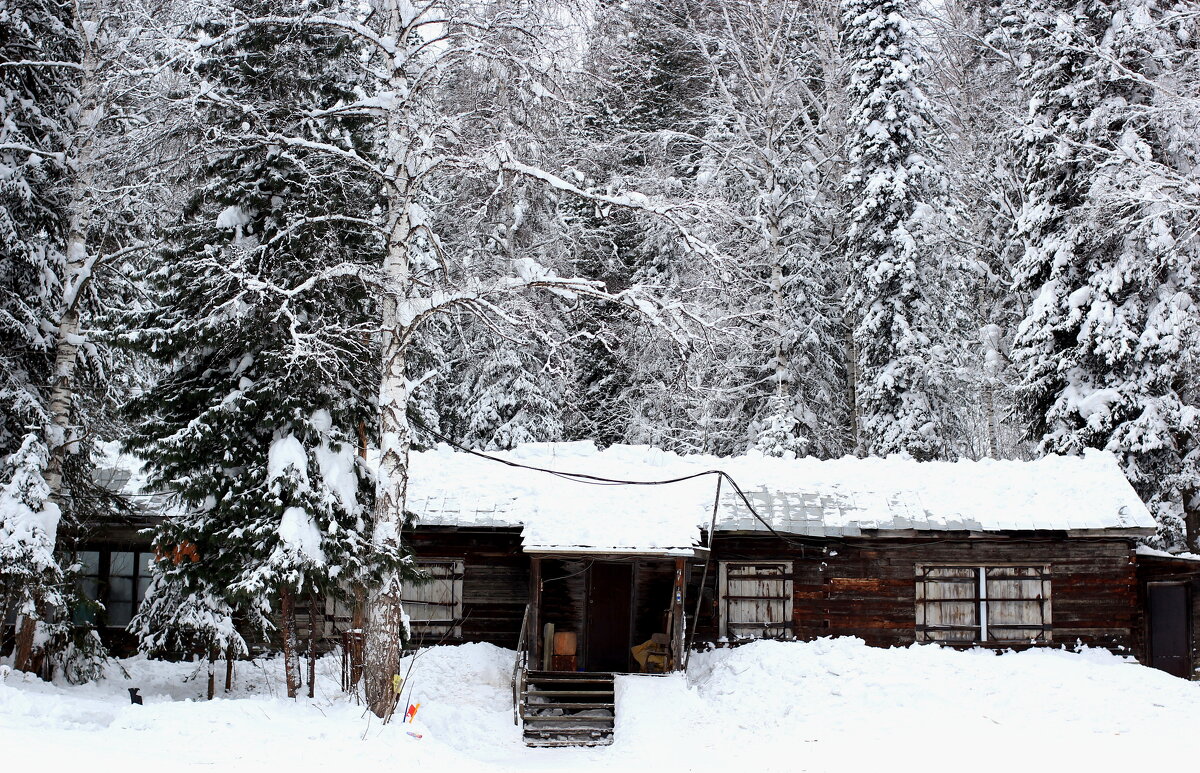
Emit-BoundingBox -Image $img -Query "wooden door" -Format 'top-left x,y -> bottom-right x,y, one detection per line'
1148,583 -> 1191,678
586,562 -> 633,672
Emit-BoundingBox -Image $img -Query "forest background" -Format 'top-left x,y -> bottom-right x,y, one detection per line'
1,0 -> 1197,706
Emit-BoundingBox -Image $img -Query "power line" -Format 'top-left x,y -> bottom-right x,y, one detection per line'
410,420 -> 817,550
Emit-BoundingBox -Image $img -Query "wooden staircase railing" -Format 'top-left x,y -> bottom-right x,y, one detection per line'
512,602 -> 532,726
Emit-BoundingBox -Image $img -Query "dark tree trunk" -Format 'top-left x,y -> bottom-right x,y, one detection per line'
308,591 -> 319,699
280,585 -> 301,698
13,606 -> 40,674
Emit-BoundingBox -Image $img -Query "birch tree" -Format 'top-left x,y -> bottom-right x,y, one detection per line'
186,0 -> 701,716
1,0 -> 167,674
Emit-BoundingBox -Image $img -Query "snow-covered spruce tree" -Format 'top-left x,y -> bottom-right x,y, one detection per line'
122,0 -> 409,698
1007,0 -> 1200,547
840,0 -> 959,460
440,342 -> 565,450
0,0 -> 76,665
0,437 -> 65,657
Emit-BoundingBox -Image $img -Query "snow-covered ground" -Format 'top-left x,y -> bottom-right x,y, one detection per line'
2,638 -> 1194,771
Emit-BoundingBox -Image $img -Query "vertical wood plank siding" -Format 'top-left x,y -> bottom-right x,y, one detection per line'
698,535 -> 1139,651
406,528 -> 528,648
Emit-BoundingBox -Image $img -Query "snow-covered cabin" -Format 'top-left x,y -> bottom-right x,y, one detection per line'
397,443 -> 1169,672
83,442 -> 1195,681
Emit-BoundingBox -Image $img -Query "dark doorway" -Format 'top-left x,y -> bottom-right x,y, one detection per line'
1148,583 -> 1191,678
587,562 -> 633,672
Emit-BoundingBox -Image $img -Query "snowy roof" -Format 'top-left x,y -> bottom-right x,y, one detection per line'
406,443 -> 1157,554
94,442 -> 176,518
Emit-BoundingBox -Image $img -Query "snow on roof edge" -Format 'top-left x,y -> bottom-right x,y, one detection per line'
405,443 -> 1158,551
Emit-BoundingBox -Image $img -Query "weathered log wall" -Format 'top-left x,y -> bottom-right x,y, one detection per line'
406,528 -> 528,649
79,524 -> 1149,664
691,534 -> 1139,651
1135,556 -> 1200,678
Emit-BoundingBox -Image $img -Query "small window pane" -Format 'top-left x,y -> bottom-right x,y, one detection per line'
110,551 -> 135,577
79,551 -> 101,576
109,577 -> 134,603
137,576 -> 152,603
74,578 -> 100,625
79,577 -> 101,603
107,601 -> 134,627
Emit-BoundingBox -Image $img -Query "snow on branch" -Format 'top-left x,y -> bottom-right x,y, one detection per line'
494,155 -> 724,264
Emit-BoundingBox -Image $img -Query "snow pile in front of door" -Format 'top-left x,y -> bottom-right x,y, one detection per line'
404,441 -> 1155,551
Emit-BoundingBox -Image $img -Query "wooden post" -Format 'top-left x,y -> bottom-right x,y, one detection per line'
12,614 -> 37,674
529,557 -> 542,668
672,558 -> 687,671
308,592 -> 319,699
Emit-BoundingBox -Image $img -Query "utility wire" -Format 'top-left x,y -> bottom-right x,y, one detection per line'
411,419 -> 818,550
409,423 -> 1110,555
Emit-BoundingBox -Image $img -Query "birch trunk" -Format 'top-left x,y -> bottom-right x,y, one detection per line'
14,10 -> 101,676
364,0 -> 417,718
43,7 -> 101,505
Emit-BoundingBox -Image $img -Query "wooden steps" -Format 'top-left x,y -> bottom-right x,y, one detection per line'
521,670 -> 616,747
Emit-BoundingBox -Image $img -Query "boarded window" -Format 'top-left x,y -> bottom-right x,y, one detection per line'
916,565 -> 1051,643
402,560 -> 464,641
719,562 -> 793,640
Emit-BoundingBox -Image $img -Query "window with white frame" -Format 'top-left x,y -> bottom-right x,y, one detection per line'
719,561 -> 793,640
401,560 -> 464,640
915,565 -> 1052,643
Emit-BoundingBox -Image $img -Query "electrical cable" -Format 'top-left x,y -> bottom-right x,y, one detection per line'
410,419 -> 821,551
409,422 -> 1120,556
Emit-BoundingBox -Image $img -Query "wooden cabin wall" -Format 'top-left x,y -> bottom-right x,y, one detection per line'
406,528 -> 529,649
1134,558 -> 1200,678
694,535 -> 1139,651
539,558 -> 588,642
633,562 -> 677,646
